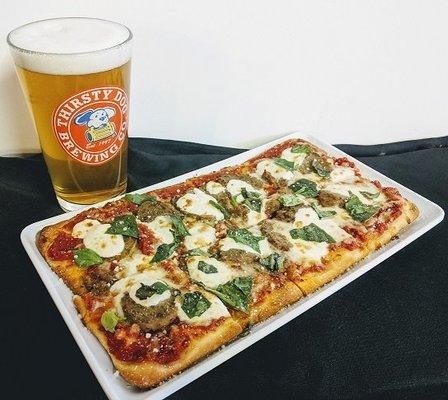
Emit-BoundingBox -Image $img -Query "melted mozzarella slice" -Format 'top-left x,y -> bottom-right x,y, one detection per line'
175,291 -> 230,325
294,207 -> 320,227
145,216 -> 174,244
184,222 -> 216,250
255,159 -> 295,182
205,181 -> 225,195
176,188 -> 224,220
220,226 -> 272,258
330,166 -> 357,183
280,147 -> 307,166
187,256 -> 235,288
72,219 -> 101,238
110,270 -> 170,317
322,182 -> 386,205
117,250 -> 151,277
83,223 -> 124,258
226,179 -> 264,202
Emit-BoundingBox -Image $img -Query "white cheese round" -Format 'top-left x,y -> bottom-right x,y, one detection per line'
330,167 -> 357,183
72,219 -> 101,238
145,216 -> 174,244
176,188 -> 224,220
83,223 -> 125,258
280,147 -> 307,166
117,250 -> 151,277
184,222 -> 216,250
187,256 -> 235,288
175,291 -> 230,325
226,179 -> 264,203
255,159 -> 295,182
205,181 -> 225,195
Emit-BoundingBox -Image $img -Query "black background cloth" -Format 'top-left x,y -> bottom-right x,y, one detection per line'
1,137 -> 447,399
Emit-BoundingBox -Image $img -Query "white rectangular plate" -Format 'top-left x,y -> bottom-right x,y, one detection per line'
21,133 -> 444,400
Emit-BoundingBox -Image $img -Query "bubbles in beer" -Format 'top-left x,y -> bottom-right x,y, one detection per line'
8,17 -> 132,75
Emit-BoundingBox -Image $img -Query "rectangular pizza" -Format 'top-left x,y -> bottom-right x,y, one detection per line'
36,138 -> 419,388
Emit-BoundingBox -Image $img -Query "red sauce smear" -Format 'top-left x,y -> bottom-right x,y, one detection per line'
137,224 -> 157,255
154,182 -> 192,200
107,319 -> 222,363
334,157 -> 355,168
48,232 -> 82,260
303,264 -> 325,274
343,226 -> 367,242
382,187 -> 402,201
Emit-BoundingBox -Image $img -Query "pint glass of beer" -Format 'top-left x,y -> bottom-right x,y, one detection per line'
7,17 -> 132,211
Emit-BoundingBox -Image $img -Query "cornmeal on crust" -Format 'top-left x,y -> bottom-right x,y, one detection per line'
36,138 -> 419,388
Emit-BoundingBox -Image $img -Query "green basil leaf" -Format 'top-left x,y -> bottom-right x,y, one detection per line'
170,215 -> 190,236
279,193 -> 304,207
289,179 -> 318,197
208,200 -> 230,219
345,192 -> 380,222
197,260 -> 218,274
106,214 -> 139,238
151,232 -> 180,263
184,248 -> 208,257
135,281 -> 170,300
259,253 -> 285,272
360,191 -> 380,199
73,248 -> 103,268
240,187 -> 262,212
101,310 -> 122,333
274,157 -> 296,171
291,144 -> 311,154
227,228 -> 264,253
311,159 -> 331,178
290,223 -> 336,243
181,291 -> 211,318
311,203 -> 337,219
206,276 -> 253,313
124,193 -> 156,205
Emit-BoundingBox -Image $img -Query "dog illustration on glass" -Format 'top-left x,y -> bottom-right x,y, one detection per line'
75,107 -> 117,143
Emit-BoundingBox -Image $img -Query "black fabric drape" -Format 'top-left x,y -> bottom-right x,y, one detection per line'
1,137 -> 447,400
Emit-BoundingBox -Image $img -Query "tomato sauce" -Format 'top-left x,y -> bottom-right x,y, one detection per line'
85,200 -> 138,223
137,224 -> 157,255
48,232 -> 82,260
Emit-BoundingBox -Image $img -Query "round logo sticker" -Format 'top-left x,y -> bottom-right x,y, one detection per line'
52,86 -> 128,165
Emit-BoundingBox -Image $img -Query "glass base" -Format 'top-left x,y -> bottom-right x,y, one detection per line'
56,188 -> 126,212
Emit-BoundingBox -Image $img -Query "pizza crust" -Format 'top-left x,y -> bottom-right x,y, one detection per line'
74,295 -> 243,388
293,199 -> 419,295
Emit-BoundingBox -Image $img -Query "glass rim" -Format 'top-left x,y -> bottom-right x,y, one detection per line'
6,16 -> 133,57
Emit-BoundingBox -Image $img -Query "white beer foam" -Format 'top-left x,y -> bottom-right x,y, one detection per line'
8,18 -> 132,75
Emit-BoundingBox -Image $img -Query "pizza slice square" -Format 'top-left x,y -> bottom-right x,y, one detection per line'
74,270 -> 242,388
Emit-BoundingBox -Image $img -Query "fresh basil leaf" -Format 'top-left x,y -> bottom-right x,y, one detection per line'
311,159 -> 331,178
360,191 -> 380,200
181,291 -> 211,318
274,157 -> 295,171
73,248 -> 103,268
290,223 -> 336,243
206,276 -> 253,313
124,193 -> 156,205
240,187 -> 262,212
279,193 -> 304,207
289,179 -> 318,197
227,228 -> 264,253
291,144 -> 311,154
135,281 -> 170,300
184,248 -> 208,257
101,310 -> 122,333
345,192 -> 380,222
106,214 -> 139,238
170,215 -> 190,236
208,200 -> 230,219
311,203 -> 337,219
260,253 -> 285,272
197,260 -> 218,274
151,232 -> 180,263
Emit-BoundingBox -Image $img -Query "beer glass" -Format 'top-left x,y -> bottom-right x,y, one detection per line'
7,17 -> 132,211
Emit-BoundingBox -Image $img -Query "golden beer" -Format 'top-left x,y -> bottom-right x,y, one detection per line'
8,18 -> 132,210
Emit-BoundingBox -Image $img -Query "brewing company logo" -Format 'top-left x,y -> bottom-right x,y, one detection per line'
52,87 -> 128,165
